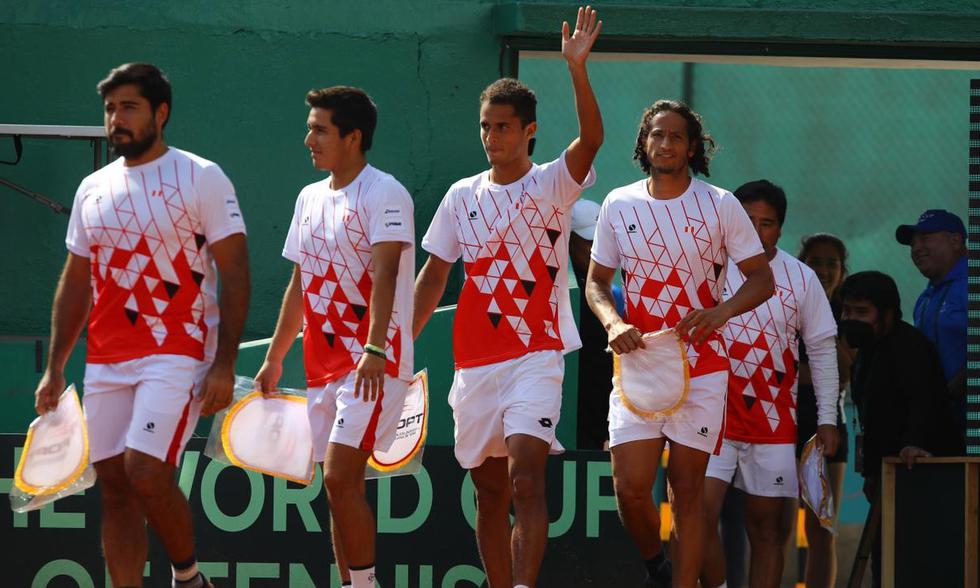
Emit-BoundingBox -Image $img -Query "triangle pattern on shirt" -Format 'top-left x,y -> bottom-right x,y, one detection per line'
461,182 -> 565,350
77,156 -> 227,361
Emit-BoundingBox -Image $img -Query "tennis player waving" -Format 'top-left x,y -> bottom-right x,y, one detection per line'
413,7 -> 602,588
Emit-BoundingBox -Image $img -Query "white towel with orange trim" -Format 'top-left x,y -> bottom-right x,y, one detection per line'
11,385 -> 96,512
613,329 -> 690,420
213,377 -> 315,485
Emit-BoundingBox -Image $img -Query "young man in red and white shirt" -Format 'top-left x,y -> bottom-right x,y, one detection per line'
413,8 -> 602,588
586,101 -> 774,588
700,180 -> 839,588
34,63 -> 250,588
255,87 -> 414,588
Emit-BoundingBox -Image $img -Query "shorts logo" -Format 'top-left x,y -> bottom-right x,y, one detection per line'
336,418 -> 345,428
468,210 -> 478,219
774,476 -> 784,486
144,422 -> 155,433
627,224 -> 637,233
538,418 -> 553,428
697,426 -> 708,437
384,221 -> 402,227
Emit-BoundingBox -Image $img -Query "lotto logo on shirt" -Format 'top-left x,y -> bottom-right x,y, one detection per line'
420,152 -> 595,369
282,165 -> 416,387
65,148 -> 246,364
722,249 -> 837,444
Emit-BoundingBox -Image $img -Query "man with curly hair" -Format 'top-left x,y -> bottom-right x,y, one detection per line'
586,100 -> 773,588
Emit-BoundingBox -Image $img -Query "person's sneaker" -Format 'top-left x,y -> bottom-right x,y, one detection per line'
643,557 -> 672,588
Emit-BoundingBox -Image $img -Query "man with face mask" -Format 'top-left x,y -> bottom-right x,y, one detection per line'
895,210 -> 967,435
838,271 -> 962,587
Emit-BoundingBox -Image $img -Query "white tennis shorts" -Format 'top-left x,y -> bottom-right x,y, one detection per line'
608,369 -> 728,454
449,350 -> 565,469
307,371 -> 410,462
705,439 -> 799,498
83,354 -> 210,466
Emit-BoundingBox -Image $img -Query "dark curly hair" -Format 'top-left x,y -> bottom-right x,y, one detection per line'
633,99 -> 716,177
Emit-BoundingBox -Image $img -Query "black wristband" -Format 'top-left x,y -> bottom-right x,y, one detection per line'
363,346 -> 386,359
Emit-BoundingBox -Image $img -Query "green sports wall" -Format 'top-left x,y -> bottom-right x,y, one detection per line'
4,0 -> 980,338
2,0 -> 979,441
0,0 -> 505,338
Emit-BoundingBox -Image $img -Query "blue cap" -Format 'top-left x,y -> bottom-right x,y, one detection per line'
895,209 -> 965,245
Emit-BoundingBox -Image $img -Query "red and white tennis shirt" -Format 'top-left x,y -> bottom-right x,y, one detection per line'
65,148 -> 246,364
590,177 -> 763,376
722,248 -> 837,443
283,164 -> 415,387
422,151 -> 595,369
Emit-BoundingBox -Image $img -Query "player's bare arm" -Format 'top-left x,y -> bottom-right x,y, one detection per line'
254,264 -> 304,395
34,252 -> 91,414
586,259 -> 646,355
561,5 -> 604,184
200,233 -> 250,416
354,240 -> 402,402
412,254 -> 454,339
675,253 -> 774,346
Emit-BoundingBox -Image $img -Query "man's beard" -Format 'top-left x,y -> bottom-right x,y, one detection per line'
652,162 -> 683,176
109,126 -> 157,160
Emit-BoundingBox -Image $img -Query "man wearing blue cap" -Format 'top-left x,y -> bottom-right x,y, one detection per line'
896,209 -> 967,433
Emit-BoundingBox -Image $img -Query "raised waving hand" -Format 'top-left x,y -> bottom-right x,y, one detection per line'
562,5 -> 602,67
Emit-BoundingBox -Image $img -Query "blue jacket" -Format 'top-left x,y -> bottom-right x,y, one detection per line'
913,255 -> 967,382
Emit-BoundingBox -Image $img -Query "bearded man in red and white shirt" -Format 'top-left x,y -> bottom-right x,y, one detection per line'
34,63 -> 249,588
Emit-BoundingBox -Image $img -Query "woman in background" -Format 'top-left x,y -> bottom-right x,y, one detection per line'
794,233 -> 851,588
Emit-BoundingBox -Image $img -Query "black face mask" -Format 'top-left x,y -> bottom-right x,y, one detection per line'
839,319 -> 875,349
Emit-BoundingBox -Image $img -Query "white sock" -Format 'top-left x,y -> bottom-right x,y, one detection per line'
350,566 -> 376,588
515,585 -> 531,588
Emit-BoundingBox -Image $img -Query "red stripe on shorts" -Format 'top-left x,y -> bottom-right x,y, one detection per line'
358,388 -> 385,452
166,386 -> 194,465
713,395 -> 728,456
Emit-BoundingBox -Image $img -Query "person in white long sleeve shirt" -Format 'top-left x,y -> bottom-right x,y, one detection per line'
700,180 -> 840,588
